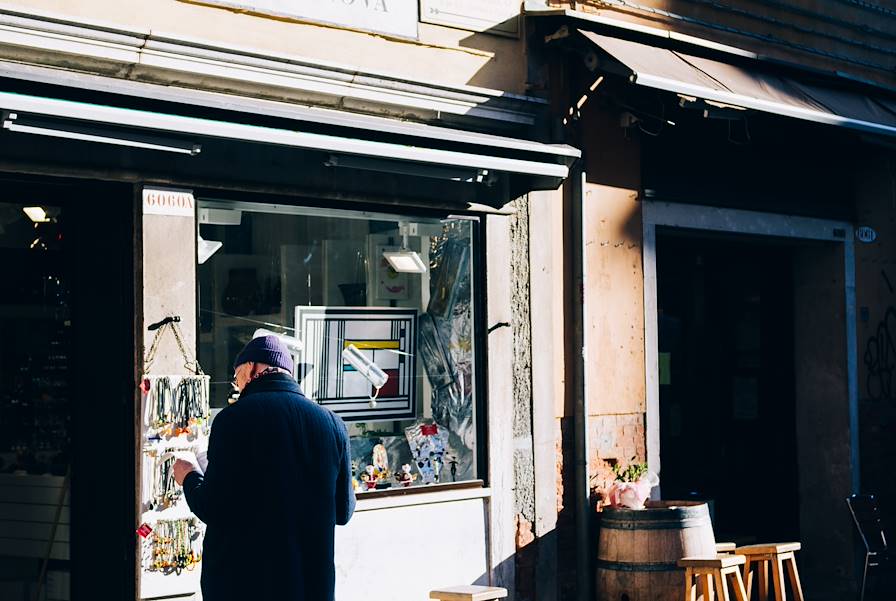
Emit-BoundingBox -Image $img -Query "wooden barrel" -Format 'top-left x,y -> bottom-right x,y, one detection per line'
596,501 -> 717,601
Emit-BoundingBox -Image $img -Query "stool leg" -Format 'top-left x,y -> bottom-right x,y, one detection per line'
685,568 -> 696,601
743,557 -> 753,600
714,570 -> 731,601
783,554 -> 805,601
731,567 -> 749,601
700,573 -> 715,601
757,559 -> 769,601
772,556 -> 787,601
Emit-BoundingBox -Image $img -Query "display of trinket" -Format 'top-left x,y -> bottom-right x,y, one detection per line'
394,463 -> 417,487
140,316 -> 209,591
357,443 -> 393,490
360,464 -> 378,490
370,443 -> 390,479
405,420 -> 449,484
146,518 -> 203,573
142,448 -> 202,511
142,375 -> 211,439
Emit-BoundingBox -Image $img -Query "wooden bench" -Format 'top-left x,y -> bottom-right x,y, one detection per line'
430,585 -> 508,601
736,542 -> 804,601
679,555 -> 748,601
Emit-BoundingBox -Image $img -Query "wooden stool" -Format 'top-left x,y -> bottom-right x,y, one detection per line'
716,542 -> 737,555
429,585 -> 508,601
679,555 -> 748,601
736,543 -> 804,601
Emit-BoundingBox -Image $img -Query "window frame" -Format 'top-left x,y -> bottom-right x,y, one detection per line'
194,193 -> 490,490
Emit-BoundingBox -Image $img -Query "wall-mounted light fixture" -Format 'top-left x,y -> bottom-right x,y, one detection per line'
2,112 -> 202,155
198,207 -> 242,226
383,222 -> 427,274
197,236 -> 222,264
325,153 -> 489,183
342,343 -> 389,408
23,206 -> 51,223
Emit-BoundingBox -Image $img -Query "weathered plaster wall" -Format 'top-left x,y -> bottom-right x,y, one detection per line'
854,149 -> 896,566
793,244 -> 855,600
1,0 -> 527,92
582,183 -> 647,502
528,188 -> 565,601
510,196 -> 537,601
486,213 -> 518,597
583,185 -> 644,417
141,202 -> 197,373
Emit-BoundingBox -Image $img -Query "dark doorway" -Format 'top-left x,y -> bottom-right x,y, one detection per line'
0,176 -> 135,601
656,230 -> 799,544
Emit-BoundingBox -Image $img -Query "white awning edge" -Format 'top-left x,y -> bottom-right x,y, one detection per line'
0,90 -> 576,179
635,72 -> 896,138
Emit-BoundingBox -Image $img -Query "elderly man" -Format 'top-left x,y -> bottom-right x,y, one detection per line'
173,335 -> 355,601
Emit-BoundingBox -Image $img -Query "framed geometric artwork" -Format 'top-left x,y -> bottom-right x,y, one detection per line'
296,306 -> 418,421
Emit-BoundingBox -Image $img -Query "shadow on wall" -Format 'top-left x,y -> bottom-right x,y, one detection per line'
455,16 -> 527,94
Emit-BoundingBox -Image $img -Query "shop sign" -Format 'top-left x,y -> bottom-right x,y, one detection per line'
187,0 -> 418,38
420,0 -> 520,36
143,187 -> 195,217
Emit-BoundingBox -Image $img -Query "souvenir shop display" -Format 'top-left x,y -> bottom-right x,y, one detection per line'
141,518 -> 204,574
139,317 -> 210,597
394,463 -> 416,487
404,420 -> 450,485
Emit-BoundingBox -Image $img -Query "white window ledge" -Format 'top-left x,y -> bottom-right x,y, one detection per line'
354,483 -> 490,512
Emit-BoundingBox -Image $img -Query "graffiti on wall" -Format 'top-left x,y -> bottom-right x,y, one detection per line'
863,269 -> 895,401
864,306 -> 895,401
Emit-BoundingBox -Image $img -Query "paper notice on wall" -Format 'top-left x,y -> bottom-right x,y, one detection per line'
420,0 -> 519,36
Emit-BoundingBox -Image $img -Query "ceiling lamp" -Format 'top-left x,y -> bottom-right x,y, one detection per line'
23,206 -> 50,223
197,235 -> 222,264
383,222 -> 427,274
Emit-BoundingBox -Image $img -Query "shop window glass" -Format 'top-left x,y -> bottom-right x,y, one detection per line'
0,202 -> 70,597
198,201 -> 479,492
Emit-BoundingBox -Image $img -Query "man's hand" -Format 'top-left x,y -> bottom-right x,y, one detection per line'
172,452 -> 203,485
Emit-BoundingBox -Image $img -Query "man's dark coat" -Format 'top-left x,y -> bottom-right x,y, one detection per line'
183,373 -> 355,601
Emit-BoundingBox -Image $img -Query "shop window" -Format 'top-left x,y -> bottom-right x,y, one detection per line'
198,201 -> 480,492
0,202 -> 70,598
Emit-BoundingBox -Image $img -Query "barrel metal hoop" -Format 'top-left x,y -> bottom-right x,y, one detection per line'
596,560 -> 681,573
600,518 -> 709,530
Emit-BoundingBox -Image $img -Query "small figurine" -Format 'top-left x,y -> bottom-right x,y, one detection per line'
363,464 -> 378,490
394,463 -> 417,487
371,444 -> 389,480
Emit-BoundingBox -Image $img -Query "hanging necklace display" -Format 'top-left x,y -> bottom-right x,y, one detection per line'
142,318 -> 210,440
143,518 -> 203,573
140,316 -> 210,596
142,448 -> 196,511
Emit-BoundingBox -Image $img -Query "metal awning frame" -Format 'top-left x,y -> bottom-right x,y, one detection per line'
0,89 -> 578,181
633,71 -> 896,138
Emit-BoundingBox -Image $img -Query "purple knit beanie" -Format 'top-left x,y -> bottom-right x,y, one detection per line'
233,335 -> 294,373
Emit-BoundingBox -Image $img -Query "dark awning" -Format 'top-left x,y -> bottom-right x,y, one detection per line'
0,71 -> 579,208
579,31 -> 896,138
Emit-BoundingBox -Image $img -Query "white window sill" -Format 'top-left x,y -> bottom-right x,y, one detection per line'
354,482 -> 490,512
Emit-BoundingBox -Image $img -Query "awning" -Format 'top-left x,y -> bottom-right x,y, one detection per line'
0,82 -> 579,207
579,30 -> 896,138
